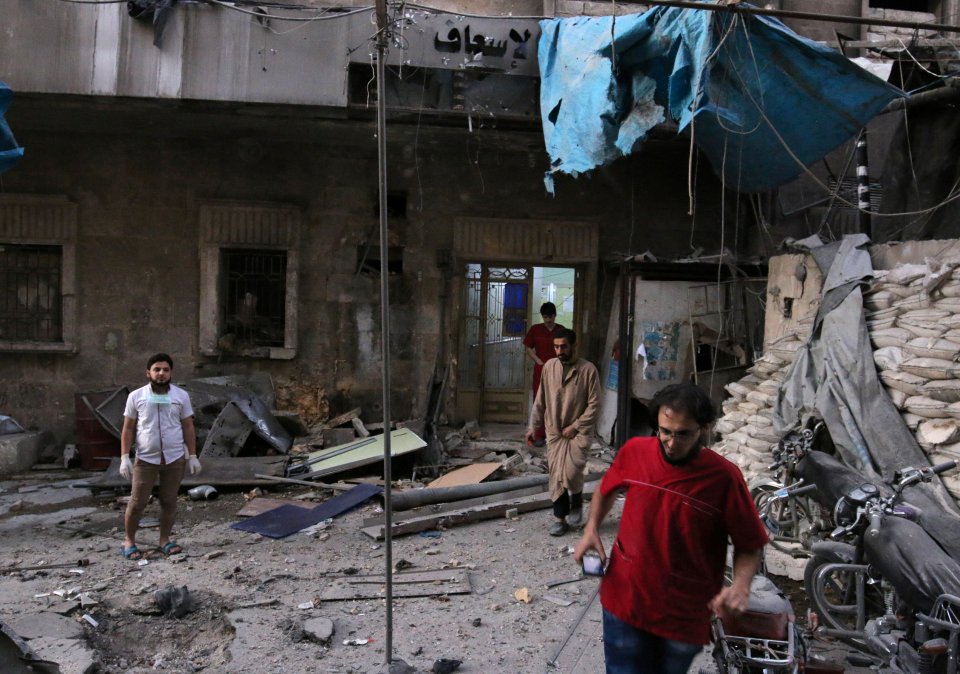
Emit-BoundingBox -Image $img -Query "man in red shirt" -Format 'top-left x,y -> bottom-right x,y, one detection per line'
574,383 -> 767,674
523,302 -> 565,446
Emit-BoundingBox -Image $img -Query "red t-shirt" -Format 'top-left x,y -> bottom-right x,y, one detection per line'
598,436 -> 768,645
523,322 -> 565,394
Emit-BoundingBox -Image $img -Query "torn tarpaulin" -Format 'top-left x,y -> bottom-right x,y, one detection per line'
127,0 -> 175,48
537,7 -> 903,193
0,82 -> 24,175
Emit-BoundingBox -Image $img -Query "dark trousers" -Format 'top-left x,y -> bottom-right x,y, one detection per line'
552,490 -> 582,518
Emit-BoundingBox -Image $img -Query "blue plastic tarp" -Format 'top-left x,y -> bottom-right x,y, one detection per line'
538,6 -> 904,193
0,82 -> 23,174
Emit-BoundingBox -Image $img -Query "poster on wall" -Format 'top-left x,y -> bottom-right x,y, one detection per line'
637,320 -> 682,381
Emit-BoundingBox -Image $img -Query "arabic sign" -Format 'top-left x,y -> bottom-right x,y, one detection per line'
349,10 -> 541,77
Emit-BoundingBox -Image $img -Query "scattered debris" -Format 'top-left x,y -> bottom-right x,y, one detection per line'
343,638 -> 369,646
542,594 -> 575,607
432,657 -> 463,673
513,587 -> 531,604
231,484 -> 381,539
427,462 -> 501,488
187,485 -> 218,501
153,586 -> 195,618
204,551 -> 225,561
302,616 -> 335,645
81,614 -> 98,627
319,569 -> 472,601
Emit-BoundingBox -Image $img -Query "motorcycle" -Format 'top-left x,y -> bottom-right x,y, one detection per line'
751,425 -> 834,555
804,457 -> 960,673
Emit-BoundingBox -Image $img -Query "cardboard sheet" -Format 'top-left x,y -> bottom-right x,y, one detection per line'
427,463 -> 500,488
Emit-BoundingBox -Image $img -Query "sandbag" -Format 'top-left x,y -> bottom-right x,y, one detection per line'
898,319 -> 946,339
918,380 -> 960,404
879,369 -> 927,395
873,346 -> 907,371
904,395 -> 950,419
869,327 -> 912,349
903,337 -> 960,361
900,357 -> 960,380
918,418 -> 960,446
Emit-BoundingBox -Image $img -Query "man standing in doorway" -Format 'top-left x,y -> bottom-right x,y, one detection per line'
527,328 -> 600,535
119,353 -> 202,560
522,302 -> 566,447
574,383 -> 767,674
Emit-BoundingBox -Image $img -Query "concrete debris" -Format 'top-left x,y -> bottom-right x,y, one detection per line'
377,657 -> 415,673
513,587 -> 531,604
302,616 -> 334,644
28,636 -> 96,674
153,586 -> 195,618
6,612 -> 83,640
431,658 -> 462,673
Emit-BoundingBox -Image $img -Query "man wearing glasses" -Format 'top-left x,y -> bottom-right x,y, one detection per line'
573,382 -> 767,674
526,328 -> 600,536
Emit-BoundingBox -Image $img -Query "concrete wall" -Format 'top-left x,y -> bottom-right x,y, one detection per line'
0,96 -> 728,442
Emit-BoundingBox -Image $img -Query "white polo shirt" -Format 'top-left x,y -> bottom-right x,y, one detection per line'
124,383 -> 194,465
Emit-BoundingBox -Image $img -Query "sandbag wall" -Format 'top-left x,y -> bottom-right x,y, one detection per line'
714,259 -> 960,506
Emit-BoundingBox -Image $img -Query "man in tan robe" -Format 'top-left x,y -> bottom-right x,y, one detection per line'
526,328 -> 601,536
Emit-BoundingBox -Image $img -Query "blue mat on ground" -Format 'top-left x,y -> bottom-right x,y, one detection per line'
230,483 -> 383,539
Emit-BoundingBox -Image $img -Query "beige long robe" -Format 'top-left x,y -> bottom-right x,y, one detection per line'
528,357 -> 601,501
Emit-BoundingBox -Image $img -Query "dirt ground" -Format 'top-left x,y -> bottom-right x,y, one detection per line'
0,452 -> 866,674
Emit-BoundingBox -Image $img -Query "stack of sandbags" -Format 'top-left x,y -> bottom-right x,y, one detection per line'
715,256 -> 960,505
712,331 -> 808,483
866,259 -> 960,502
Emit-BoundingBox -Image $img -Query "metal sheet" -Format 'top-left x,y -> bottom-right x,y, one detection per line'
297,429 -> 427,479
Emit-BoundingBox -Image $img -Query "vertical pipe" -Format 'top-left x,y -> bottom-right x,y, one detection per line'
856,129 -> 871,238
615,259 -> 631,449
374,0 -> 393,666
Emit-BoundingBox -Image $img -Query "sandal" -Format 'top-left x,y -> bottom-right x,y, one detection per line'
161,541 -> 183,556
121,545 -> 143,560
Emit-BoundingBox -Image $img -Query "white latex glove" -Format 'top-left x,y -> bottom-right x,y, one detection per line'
188,456 -> 202,476
119,456 -> 133,481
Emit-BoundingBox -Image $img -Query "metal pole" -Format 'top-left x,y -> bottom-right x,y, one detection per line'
374,0 -> 393,666
641,0 -> 960,34
615,259 -> 631,449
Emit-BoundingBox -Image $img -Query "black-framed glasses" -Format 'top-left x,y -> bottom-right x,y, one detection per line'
657,427 -> 699,442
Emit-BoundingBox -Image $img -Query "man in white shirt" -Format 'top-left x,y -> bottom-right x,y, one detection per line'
119,353 -> 201,560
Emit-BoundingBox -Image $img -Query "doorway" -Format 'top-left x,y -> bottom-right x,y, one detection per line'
458,263 -> 578,423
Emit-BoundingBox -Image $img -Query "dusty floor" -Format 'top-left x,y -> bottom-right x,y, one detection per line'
0,449 -> 868,674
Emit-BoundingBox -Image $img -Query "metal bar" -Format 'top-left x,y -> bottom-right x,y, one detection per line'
252,474 -> 355,491
390,474 -> 550,510
642,0 -> 960,34
296,437 -> 378,468
374,1 -> 394,663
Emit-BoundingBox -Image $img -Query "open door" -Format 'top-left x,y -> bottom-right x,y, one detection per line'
458,264 -> 578,424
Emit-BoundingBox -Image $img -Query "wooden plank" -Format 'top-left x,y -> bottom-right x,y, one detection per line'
361,485 -> 547,528
319,568 -> 471,601
427,462 -> 501,488
312,407 -> 361,431
235,497 -> 313,518
360,480 -> 599,539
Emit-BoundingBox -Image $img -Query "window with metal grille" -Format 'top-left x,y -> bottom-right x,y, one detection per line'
0,244 -> 63,342
221,249 -> 287,348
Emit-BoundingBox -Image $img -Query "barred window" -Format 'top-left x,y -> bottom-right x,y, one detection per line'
221,248 -> 287,348
0,244 -> 63,342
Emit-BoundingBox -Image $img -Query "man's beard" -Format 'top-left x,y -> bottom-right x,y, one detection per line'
557,353 -> 571,363
149,378 -> 171,393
